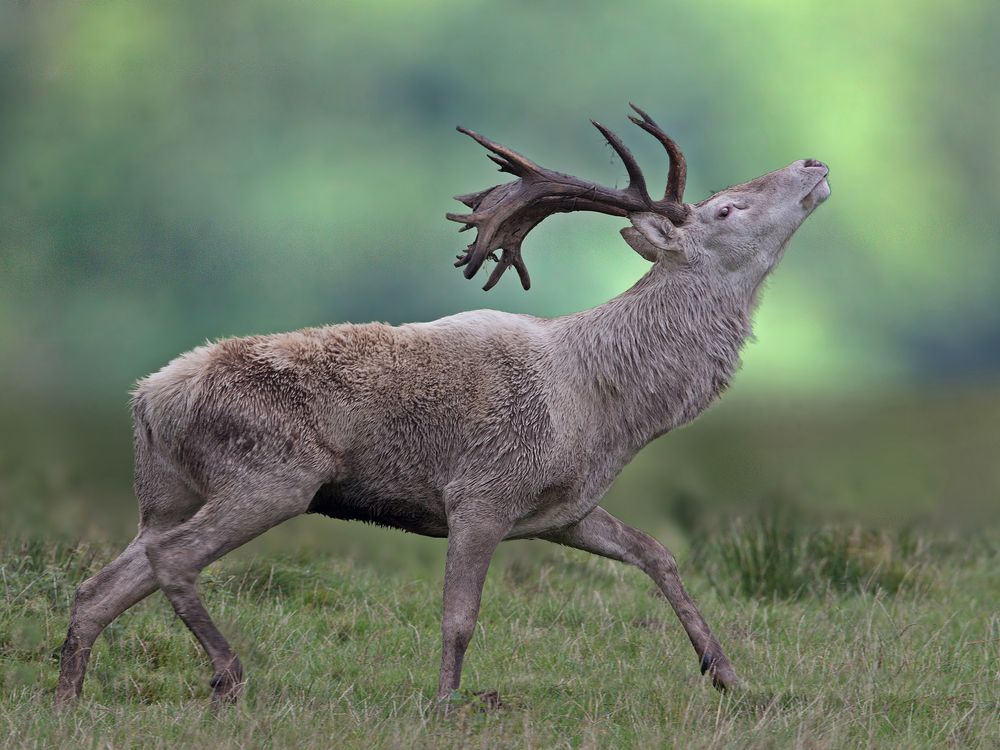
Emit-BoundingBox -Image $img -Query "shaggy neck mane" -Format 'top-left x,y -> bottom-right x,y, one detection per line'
553,263 -> 752,450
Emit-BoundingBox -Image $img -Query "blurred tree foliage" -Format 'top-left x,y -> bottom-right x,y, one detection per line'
1,0 -> 998,403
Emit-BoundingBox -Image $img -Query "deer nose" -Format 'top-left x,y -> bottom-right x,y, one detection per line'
803,158 -> 827,170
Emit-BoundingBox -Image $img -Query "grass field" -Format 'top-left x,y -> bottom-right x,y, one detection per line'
1,390 -> 998,747
1,522 -> 997,749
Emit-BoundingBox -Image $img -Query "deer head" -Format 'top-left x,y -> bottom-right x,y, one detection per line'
448,105 -> 830,297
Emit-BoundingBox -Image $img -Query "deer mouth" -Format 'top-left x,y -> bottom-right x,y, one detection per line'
800,174 -> 831,211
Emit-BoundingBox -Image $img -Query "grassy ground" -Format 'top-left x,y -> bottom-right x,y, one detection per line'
1,524 -> 997,749
1,388 -> 998,746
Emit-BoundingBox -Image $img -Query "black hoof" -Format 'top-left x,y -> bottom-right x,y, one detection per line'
209,658 -> 244,704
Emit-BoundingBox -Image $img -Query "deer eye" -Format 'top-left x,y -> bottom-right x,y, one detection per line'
716,205 -> 731,219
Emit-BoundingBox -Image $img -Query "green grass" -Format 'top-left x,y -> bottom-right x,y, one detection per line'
694,512 -> 938,600
1,391 -> 998,746
1,528 -> 998,749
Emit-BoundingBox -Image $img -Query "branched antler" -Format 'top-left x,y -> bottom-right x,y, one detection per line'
448,104 -> 690,291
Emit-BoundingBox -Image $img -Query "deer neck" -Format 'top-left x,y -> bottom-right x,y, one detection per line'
554,263 -> 752,450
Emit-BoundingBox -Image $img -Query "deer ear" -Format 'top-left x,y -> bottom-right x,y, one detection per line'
628,212 -> 680,253
620,227 -> 662,262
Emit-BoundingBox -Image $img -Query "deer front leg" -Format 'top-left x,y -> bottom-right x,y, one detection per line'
437,513 -> 509,701
542,506 -> 741,691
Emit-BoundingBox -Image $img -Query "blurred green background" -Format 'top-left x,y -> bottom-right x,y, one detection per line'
1,0 -> 998,560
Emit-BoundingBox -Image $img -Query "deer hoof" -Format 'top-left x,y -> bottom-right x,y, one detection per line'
209,657 -> 244,705
472,690 -> 503,710
710,664 -> 742,692
700,652 -> 742,692
435,689 -> 503,717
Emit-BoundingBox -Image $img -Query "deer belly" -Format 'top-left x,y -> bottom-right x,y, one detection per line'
307,478 -> 449,537
507,487 -> 599,538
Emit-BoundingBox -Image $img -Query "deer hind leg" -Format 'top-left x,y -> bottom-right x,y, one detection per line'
55,534 -> 159,706
55,451 -> 201,707
144,477 -> 315,704
541,506 -> 741,691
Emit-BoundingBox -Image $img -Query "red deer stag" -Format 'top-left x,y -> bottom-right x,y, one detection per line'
57,105 -> 830,706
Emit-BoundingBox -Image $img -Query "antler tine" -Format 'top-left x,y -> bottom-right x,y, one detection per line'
453,187 -> 494,210
456,126 -> 541,178
482,245 -> 531,291
628,102 -> 687,203
590,120 -> 652,207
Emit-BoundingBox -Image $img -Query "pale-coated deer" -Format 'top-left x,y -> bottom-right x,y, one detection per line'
56,105 -> 830,706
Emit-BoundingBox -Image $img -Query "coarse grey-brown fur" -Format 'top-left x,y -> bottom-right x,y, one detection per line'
55,126 -> 830,707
